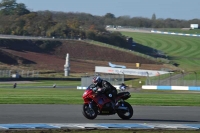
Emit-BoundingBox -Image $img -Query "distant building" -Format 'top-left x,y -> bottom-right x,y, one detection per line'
11,73 -> 21,78
190,24 -> 199,29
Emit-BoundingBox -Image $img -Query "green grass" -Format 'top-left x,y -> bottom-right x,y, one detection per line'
0,80 -> 81,87
0,88 -> 83,104
130,92 -> 200,106
120,31 -> 200,73
0,87 -> 199,106
0,80 -> 199,106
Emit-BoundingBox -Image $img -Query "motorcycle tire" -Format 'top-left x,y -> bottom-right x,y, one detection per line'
116,102 -> 133,120
82,103 -> 98,120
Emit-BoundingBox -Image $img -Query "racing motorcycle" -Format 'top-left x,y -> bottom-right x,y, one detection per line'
82,84 -> 133,120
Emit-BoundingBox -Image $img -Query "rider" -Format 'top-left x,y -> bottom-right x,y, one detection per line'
92,76 -> 117,109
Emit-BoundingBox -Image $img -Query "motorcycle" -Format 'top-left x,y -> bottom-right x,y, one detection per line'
82,84 -> 133,120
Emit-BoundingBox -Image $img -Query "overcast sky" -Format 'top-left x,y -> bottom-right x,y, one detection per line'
16,0 -> 200,20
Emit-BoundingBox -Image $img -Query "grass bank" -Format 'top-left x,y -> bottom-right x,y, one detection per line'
120,31 -> 200,73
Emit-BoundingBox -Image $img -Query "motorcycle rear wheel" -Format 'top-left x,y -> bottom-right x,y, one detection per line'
82,103 -> 98,120
116,102 -> 133,120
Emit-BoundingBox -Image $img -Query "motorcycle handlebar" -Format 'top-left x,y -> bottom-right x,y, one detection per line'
91,87 -> 104,94
92,87 -> 97,92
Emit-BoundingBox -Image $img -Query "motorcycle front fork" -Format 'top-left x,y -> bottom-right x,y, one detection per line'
89,101 -> 94,108
89,101 -> 101,114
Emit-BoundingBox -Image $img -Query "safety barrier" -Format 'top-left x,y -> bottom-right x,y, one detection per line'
151,30 -> 200,37
142,85 -> 200,91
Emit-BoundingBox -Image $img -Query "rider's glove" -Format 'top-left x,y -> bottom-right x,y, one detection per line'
93,87 -> 97,92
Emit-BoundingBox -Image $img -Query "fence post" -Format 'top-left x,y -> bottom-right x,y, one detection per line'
9,70 -> 11,77
187,71 -> 197,86
181,71 -> 184,86
146,72 -> 149,85
194,72 -> 197,86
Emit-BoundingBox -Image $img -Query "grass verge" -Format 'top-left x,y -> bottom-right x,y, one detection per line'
0,87 -> 199,106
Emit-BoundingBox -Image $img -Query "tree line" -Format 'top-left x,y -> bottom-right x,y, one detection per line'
0,0 -> 200,49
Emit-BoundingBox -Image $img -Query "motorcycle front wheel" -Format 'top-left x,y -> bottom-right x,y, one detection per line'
82,103 -> 98,120
116,102 -> 133,120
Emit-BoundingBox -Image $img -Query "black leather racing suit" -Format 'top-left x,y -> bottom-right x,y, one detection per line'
95,80 -> 117,103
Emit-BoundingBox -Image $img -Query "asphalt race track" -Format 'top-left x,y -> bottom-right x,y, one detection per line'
0,105 -> 200,124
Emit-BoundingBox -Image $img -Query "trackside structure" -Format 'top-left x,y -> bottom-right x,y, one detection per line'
77,65 -> 171,90
64,53 -> 70,76
190,24 -> 199,29
95,66 -> 171,77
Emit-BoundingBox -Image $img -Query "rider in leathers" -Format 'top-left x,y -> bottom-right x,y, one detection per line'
93,76 -> 117,109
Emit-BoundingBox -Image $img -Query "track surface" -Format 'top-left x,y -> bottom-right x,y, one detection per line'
0,105 -> 199,124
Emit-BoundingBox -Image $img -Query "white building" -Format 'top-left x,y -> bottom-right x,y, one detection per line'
190,24 -> 199,29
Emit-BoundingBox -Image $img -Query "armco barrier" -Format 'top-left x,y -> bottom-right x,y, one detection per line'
151,30 -> 200,37
142,85 -> 200,91
0,77 -> 81,81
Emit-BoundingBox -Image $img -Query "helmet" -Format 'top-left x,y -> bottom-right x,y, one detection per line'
92,76 -> 102,85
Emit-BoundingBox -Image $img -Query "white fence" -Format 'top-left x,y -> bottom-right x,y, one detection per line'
0,70 -> 39,78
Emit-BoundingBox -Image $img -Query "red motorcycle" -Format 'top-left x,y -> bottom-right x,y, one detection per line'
82,84 -> 133,120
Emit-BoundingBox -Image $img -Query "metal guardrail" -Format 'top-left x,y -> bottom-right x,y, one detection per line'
0,70 -> 39,78
146,72 -> 199,86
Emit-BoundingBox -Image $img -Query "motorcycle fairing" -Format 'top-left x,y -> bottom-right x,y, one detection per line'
116,92 -> 131,100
